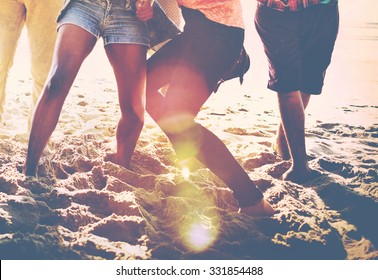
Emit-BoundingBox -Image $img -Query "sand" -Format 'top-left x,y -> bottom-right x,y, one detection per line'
0,0 -> 377,260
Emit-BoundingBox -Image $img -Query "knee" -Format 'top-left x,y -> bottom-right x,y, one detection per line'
160,115 -> 201,159
159,112 -> 195,135
122,103 -> 145,129
42,68 -> 70,101
131,109 -> 145,129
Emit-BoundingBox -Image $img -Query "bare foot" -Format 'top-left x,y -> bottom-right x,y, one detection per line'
272,130 -> 291,160
282,166 -> 322,184
238,198 -> 275,217
24,165 -> 37,177
105,153 -> 132,170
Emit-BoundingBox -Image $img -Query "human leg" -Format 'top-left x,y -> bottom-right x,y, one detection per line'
95,0 -> 149,168
25,25 -> 97,176
105,44 -> 147,168
146,22 -> 273,216
277,91 -> 313,182
162,66 -> 273,216
274,92 -> 311,160
255,4 -> 314,182
277,4 -> 339,182
24,0 -> 62,129
0,1 -> 25,122
145,34 -> 185,122
273,124 -> 291,160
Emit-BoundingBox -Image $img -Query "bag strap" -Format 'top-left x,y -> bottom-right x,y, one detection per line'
213,47 -> 250,93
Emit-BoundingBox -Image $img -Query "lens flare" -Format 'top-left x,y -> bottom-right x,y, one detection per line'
181,166 -> 190,179
185,218 -> 217,252
175,185 -> 220,252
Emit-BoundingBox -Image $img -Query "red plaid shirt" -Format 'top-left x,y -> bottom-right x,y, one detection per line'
256,0 -> 322,12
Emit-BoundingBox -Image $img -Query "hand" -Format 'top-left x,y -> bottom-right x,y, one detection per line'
136,0 -> 154,21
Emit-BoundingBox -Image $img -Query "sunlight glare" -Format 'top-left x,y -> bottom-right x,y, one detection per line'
187,221 -> 214,252
181,166 -> 190,179
174,185 -> 220,253
180,215 -> 219,253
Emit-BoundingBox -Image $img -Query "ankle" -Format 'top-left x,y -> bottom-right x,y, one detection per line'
238,198 -> 275,217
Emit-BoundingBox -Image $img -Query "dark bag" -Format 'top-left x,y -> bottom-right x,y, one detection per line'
132,0 -> 181,49
213,47 -> 250,93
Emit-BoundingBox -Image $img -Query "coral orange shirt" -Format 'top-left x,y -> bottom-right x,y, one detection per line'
176,0 -> 244,29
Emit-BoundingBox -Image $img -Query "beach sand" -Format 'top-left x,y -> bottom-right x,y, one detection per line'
0,1 -> 377,260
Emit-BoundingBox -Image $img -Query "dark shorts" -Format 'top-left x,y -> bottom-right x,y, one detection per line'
255,3 -> 339,94
154,7 -> 245,93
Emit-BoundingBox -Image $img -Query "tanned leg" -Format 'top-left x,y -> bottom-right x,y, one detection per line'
25,0 -> 61,129
105,44 -> 147,169
25,25 -> 97,176
277,91 -> 313,183
274,92 -> 311,160
146,43 -> 274,216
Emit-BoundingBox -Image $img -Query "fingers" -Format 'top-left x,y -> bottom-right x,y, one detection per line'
136,0 -> 154,21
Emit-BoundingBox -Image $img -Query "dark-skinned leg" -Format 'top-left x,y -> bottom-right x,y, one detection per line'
25,0 -> 61,129
146,36 -> 184,122
105,44 -> 147,169
277,90 -> 313,183
274,91 -> 311,160
25,24 -> 97,176
147,47 -> 274,216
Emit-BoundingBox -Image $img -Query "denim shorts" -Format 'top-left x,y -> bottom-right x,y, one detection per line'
57,0 -> 149,46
